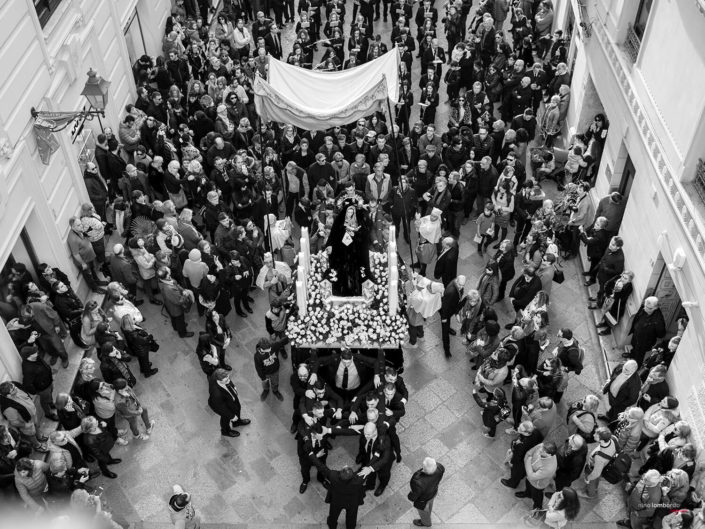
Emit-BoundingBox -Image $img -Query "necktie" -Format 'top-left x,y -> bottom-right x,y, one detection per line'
366,439 -> 373,458
226,384 -> 238,401
342,366 -> 349,389
386,398 -> 391,406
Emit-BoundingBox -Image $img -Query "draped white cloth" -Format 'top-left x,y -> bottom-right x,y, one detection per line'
254,49 -> 400,129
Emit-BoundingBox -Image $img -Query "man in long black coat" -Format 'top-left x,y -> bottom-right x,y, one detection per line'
208,369 -> 251,437
501,421 -> 543,488
311,458 -> 367,529
433,237 -> 459,287
439,275 -> 466,358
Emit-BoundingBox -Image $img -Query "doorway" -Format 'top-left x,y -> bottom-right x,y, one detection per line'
645,254 -> 683,339
617,155 -> 635,200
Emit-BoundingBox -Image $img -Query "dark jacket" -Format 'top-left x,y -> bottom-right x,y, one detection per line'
440,281 -> 464,319
21,357 -> 53,394
555,441 -> 588,486
630,307 -> 666,358
310,350 -> 384,393
602,363 -> 641,414
83,429 -> 115,465
109,255 -> 139,287
510,429 -> 543,466
408,463 -> 446,509
207,376 -> 242,420
312,459 -> 367,507
158,279 -> 187,317
509,274 -> 542,309
254,339 -> 287,379
596,248 -> 624,285
84,173 -> 109,207
580,228 -> 611,260
357,433 -> 393,472
434,247 -> 459,286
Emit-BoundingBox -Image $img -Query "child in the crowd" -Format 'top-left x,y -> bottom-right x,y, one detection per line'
475,201 -> 496,256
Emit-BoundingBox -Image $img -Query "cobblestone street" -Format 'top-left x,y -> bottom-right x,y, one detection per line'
94,183 -> 627,528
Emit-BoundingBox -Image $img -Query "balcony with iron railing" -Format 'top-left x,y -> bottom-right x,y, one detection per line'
623,25 -> 641,63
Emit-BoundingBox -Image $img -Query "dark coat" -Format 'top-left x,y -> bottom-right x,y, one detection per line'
158,279 -> 187,317
602,363 -> 641,415
580,228 -> 611,260
434,247 -> 459,286
509,429 -> 543,466
509,274 -> 542,310
312,459 -> 367,507
207,376 -> 242,420
596,248 -> 624,285
310,350 -> 384,393
109,255 -> 139,287
21,357 -> 53,394
440,281 -> 464,319
630,307 -> 667,359
555,442 -> 588,486
408,463 -> 445,509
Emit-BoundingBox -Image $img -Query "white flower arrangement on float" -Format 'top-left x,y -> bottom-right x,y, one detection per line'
286,251 -> 408,346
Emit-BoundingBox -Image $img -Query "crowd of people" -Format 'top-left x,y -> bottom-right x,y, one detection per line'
1,0 -> 702,528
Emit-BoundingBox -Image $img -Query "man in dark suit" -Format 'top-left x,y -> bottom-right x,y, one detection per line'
439,275 -> 465,358
207,368 -> 251,437
501,420 -> 544,488
356,422 -> 393,496
297,423 -> 331,493
433,237 -> 459,287
311,458 -> 366,529
599,359 -> 641,423
309,348 -> 384,403
408,457 -> 446,527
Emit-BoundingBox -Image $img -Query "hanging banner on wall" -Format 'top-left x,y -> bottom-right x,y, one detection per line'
32,112 -> 81,165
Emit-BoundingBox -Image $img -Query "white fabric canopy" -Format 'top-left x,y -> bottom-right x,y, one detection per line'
254,49 -> 400,130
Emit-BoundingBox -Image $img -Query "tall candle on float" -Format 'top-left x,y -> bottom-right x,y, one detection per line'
296,280 -> 307,316
300,227 -> 311,272
389,279 -> 398,315
297,261 -> 307,298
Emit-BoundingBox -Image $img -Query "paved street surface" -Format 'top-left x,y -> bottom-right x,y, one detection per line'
38,5 -> 629,528
89,183 -> 627,529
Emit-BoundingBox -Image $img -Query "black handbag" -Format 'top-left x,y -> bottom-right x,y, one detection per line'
552,266 -> 565,284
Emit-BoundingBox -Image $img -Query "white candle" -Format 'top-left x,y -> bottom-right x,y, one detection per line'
389,225 -> 396,242
296,280 -> 307,316
389,279 -> 398,315
298,264 -> 307,298
301,227 -> 311,271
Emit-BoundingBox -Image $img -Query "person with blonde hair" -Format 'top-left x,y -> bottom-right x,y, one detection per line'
613,407 -> 645,455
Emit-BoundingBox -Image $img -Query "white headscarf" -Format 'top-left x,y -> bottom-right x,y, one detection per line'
418,210 -> 442,243
408,276 -> 443,318
265,214 -> 290,251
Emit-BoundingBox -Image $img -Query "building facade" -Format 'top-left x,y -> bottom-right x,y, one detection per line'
0,0 -> 171,381
552,0 -> 705,444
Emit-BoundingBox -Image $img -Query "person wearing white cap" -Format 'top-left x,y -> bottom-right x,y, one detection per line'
439,275 -> 466,358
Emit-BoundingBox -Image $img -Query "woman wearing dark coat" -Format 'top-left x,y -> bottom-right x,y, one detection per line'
121,314 -> 158,378
51,282 -> 85,347
493,241 -> 516,301
98,343 -> 136,387
595,271 -> 633,334
196,333 -> 232,377
205,310 -> 232,350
